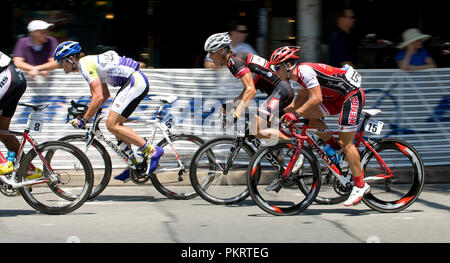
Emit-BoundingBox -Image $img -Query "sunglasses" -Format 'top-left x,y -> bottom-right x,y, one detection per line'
57,58 -> 71,65
234,29 -> 249,33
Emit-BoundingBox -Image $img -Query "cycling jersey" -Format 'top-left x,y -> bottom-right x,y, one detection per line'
0,63 -> 27,118
78,51 -> 149,118
294,63 -> 365,131
227,52 -> 294,119
78,50 -> 140,87
227,53 -> 281,95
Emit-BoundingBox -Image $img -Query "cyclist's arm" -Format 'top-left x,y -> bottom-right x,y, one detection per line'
293,85 -> 322,117
234,72 -> 257,118
284,88 -> 308,113
83,78 -> 110,121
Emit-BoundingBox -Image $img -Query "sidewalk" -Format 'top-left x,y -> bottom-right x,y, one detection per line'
104,165 -> 450,187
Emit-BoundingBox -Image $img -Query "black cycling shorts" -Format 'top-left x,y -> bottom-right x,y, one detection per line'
0,64 -> 27,118
257,80 -> 294,120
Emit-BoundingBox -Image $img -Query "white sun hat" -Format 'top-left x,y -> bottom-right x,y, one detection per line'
27,20 -> 54,32
397,28 -> 431,49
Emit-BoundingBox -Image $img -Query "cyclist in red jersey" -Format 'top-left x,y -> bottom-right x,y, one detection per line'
270,46 -> 370,206
204,32 -> 295,141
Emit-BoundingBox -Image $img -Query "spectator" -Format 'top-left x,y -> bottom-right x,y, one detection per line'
204,20 -> 257,69
12,20 -> 59,79
395,28 -> 436,71
329,7 -> 358,68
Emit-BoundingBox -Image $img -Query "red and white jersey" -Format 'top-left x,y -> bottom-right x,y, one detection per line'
294,63 -> 362,116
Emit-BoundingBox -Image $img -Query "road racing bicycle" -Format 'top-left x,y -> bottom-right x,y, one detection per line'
59,96 -> 205,200
0,103 -> 93,215
247,109 -> 425,215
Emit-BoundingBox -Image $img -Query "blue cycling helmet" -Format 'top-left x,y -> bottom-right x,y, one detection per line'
53,41 -> 81,61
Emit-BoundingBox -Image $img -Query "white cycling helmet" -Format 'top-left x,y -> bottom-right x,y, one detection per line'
0,51 -> 11,68
204,32 -> 232,52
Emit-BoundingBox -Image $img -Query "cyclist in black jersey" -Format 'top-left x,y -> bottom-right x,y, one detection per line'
0,51 -> 27,174
204,32 -> 294,140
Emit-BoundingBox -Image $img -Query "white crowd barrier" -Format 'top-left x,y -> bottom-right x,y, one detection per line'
4,67 -> 450,168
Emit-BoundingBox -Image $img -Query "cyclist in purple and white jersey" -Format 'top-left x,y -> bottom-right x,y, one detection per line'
54,41 -> 163,179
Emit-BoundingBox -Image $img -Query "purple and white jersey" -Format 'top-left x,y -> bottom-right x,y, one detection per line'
78,50 -> 140,87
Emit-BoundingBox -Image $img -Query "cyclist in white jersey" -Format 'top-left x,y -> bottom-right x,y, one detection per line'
53,41 -> 164,178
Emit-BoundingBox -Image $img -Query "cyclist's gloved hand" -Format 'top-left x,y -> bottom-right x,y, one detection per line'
281,111 -> 301,126
71,117 -> 88,129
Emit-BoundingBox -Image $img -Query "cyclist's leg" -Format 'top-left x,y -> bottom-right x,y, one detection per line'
107,71 -> 149,148
0,116 -> 20,152
338,89 -> 365,179
106,112 -> 146,147
256,81 -> 295,141
0,66 -> 26,153
338,89 -> 369,206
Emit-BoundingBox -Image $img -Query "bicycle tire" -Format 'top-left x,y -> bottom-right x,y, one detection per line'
149,134 -> 205,200
58,134 -> 112,200
17,141 -> 94,215
360,138 -> 425,213
247,140 -> 321,216
189,136 -> 254,205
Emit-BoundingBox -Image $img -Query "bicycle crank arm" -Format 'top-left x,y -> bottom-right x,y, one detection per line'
154,167 -> 182,173
364,175 -> 396,182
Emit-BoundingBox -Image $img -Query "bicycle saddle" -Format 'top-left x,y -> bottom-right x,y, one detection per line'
362,109 -> 382,116
19,103 -> 49,111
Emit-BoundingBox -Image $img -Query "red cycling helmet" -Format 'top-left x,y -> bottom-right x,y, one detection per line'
270,46 -> 301,64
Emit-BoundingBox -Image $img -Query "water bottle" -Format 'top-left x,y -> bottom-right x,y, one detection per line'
7,151 -> 16,164
324,145 -> 341,164
118,141 -> 137,165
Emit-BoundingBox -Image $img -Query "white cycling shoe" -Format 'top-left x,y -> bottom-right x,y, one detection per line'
344,183 -> 371,206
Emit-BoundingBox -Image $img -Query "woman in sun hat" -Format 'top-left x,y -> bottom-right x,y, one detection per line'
395,28 -> 436,71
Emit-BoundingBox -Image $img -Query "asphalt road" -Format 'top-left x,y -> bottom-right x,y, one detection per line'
1,183 -> 449,244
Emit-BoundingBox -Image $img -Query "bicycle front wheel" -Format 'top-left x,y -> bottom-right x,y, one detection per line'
58,134 -> 112,200
360,138 -> 425,213
18,141 -> 94,215
149,135 -> 204,200
247,140 -> 321,216
189,137 -> 254,205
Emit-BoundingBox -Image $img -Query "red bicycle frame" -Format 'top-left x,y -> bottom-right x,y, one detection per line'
280,120 -> 394,185
0,128 -> 56,187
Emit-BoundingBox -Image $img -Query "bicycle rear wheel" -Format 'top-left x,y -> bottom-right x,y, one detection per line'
360,138 -> 425,213
189,137 -> 254,205
18,141 -> 93,215
149,134 -> 204,200
58,134 -> 112,200
247,140 -> 321,216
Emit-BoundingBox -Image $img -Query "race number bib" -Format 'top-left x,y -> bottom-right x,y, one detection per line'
364,119 -> 383,135
250,55 -> 267,67
98,51 -> 120,65
345,66 -> 362,88
27,115 -> 44,132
